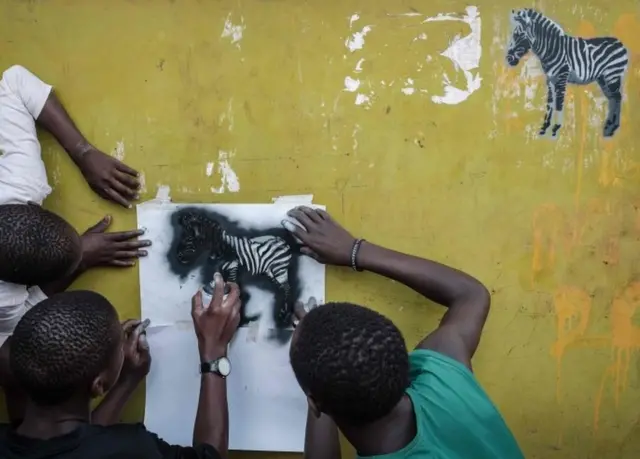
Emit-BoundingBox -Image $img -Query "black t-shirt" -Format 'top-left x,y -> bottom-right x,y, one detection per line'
0,423 -> 221,459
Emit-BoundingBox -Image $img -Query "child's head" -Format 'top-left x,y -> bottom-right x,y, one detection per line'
290,302 -> 410,425
0,204 -> 82,285
10,291 -> 124,406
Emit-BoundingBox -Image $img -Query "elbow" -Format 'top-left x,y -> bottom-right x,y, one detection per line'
464,278 -> 491,312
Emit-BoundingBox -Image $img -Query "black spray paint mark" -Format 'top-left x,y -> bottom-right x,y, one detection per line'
506,8 -> 629,138
167,207 -> 302,344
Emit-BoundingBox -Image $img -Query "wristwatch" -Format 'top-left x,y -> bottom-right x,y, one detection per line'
200,357 -> 231,378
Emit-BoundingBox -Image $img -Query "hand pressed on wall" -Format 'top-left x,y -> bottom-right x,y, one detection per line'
77,147 -> 141,208
80,216 -> 151,270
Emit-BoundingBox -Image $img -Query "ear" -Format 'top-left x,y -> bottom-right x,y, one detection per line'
90,374 -> 109,399
509,10 -> 520,26
307,395 -> 322,419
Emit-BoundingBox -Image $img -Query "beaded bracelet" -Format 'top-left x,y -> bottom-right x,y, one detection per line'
351,238 -> 365,272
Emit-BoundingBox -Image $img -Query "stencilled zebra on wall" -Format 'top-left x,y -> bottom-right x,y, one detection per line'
506,8 -> 629,138
169,208 -> 298,333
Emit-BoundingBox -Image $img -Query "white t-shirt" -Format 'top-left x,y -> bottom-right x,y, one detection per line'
0,65 -> 54,342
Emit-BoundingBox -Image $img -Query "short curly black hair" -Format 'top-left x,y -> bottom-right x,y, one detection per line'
0,204 -> 81,285
290,302 -> 410,425
10,291 -> 122,406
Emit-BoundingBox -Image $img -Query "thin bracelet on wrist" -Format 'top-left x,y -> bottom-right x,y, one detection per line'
351,239 -> 365,272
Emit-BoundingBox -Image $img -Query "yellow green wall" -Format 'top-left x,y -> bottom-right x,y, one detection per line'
1,0 -> 640,457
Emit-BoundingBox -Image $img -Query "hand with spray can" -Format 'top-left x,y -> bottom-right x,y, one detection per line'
201,275 -> 231,307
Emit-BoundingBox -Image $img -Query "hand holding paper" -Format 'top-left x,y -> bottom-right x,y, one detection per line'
284,206 -> 356,266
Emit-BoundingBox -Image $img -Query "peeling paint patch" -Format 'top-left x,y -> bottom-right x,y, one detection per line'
344,76 -> 361,92
139,172 -> 147,193
346,14 -> 373,53
401,78 -> 415,95
425,6 -> 482,105
221,14 -> 245,48
355,94 -> 371,106
210,150 -> 240,194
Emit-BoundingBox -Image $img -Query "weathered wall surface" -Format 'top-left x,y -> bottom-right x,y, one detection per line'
1,1 -> 639,457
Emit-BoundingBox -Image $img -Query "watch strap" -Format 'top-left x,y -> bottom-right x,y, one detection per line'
200,358 -> 227,378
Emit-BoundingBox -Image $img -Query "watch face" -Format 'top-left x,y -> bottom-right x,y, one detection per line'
217,357 -> 231,376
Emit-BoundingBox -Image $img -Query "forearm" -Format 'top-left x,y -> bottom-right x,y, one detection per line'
36,92 -> 94,163
38,266 -> 85,296
356,242 -> 487,307
92,378 -> 139,425
304,411 -> 341,459
193,350 -> 228,456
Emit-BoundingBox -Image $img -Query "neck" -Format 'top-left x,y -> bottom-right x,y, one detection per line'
531,25 -> 562,60
335,395 -> 416,456
17,395 -> 91,440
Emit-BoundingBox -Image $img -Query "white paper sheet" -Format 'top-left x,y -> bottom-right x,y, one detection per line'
137,202 -> 325,452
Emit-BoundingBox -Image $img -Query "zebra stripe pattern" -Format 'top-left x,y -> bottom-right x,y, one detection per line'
221,233 -> 292,291
506,8 -> 628,137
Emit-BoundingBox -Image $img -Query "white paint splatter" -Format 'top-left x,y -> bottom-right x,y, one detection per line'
413,32 -> 428,42
386,12 -> 422,17
352,124 -> 361,150
205,162 -> 214,177
344,76 -> 361,92
218,98 -> 235,131
346,25 -> 373,52
210,150 -> 240,194
586,90 -> 608,128
221,14 -> 245,48
355,94 -> 370,106
52,167 -> 61,186
401,78 -> 415,95
349,13 -> 360,27
138,172 -> 147,193
112,140 -> 125,161
425,6 -> 482,105
354,58 -> 365,73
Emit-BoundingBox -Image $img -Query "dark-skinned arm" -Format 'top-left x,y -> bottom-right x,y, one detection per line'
37,216 -> 149,297
283,206 -> 491,370
292,302 -> 342,459
304,411 -> 342,459
91,377 -> 140,425
356,242 -> 490,368
36,92 -> 93,164
38,269 -> 85,297
191,275 -> 242,457
92,320 -> 150,425
36,91 -> 140,208
193,351 -> 229,453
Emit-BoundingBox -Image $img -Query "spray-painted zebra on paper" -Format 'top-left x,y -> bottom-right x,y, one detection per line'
506,8 -> 629,138
168,208 -> 301,340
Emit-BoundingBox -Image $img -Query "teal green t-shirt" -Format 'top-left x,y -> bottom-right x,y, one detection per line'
358,350 -> 523,459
